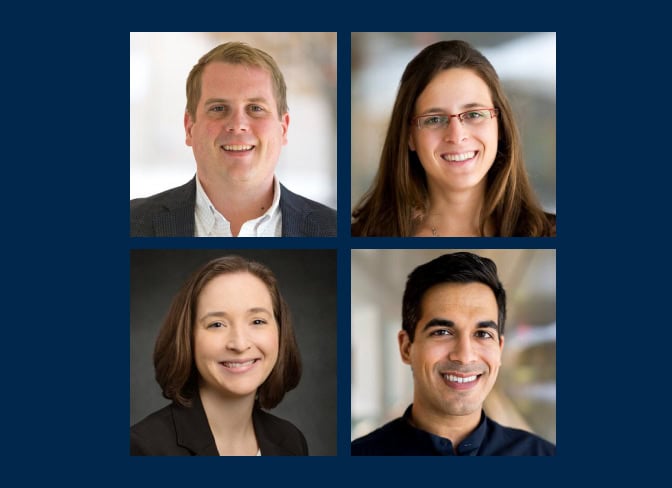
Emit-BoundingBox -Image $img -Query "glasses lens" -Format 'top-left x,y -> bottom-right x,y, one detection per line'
419,115 -> 448,129
461,110 -> 493,125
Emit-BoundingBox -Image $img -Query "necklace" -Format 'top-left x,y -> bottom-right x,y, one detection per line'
431,226 -> 439,237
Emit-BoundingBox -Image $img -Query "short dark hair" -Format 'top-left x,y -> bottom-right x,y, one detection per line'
402,252 -> 506,341
153,255 -> 301,409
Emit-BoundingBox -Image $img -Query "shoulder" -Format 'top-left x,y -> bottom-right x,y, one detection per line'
279,184 -> 337,237
486,418 -> 556,456
130,179 -> 196,215
351,417 -> 408,455
280,184 -> 336,218
254,409 -> 308,455
130,404 -> 176,455
130,179 -> 196,237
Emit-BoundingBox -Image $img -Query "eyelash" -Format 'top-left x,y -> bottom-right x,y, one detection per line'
429,329 -> 495,339
208,105 -> 266,114
207,319 -> 268,329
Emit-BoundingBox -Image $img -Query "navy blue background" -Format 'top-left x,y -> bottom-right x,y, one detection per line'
4,6 -> 665,487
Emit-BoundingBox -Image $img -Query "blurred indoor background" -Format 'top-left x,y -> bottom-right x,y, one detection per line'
351,249 -> 556,444
130,32 -> 337,209
351,32 -> 556,216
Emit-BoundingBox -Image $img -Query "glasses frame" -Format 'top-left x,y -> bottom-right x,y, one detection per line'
411,108 -> 500,129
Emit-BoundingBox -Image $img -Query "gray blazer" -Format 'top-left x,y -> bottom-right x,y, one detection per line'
130,178 -> 336,237
130,394 -> 308,456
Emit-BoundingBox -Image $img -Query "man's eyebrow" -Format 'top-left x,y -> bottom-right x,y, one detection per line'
421,318 -> 454,331
203,98 -> 228,106
421,318 -> 499,334
477,320 -> 498,330
203,97 -> 270,105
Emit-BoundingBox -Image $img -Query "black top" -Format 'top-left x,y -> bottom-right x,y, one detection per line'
130,394 -> 308,456
351,405 -> 555,456
130,177 -> 337,237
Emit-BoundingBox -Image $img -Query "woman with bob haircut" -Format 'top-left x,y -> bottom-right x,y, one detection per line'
351,39 -> 556,237
131,255 -> 306,456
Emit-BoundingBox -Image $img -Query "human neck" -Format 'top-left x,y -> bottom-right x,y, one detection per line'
410,402 -> 481,451
197,173 -> 275,236
423,184 -> 487,237
199,386 -> 258,456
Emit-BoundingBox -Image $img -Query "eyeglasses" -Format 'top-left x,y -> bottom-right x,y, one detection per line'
411,108 -> 499,130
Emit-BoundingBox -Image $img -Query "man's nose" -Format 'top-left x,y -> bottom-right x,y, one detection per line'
448,335 -> 477,364
226,109 -> 249,132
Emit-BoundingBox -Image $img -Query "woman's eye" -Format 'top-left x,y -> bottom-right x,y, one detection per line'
207,321 -> 224,329
252,319 -> 267,325
426,116 -> 445,125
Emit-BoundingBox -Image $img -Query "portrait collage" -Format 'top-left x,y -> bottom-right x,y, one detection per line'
129,32 -> 556,457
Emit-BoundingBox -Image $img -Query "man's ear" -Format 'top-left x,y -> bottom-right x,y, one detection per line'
280,112 -> 290,145
398,330 -> 413,365
498,335 -> 505,366
184,111 -> 194,147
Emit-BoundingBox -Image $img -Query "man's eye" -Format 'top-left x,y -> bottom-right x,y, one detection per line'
430,329 -> 451,336
209,106 -> 226,113
475,330 -> 494,339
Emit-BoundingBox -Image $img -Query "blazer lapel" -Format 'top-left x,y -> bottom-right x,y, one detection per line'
171,395 -> 219,456
152,178 -> 197,237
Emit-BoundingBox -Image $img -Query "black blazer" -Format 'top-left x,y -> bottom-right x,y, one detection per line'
130,177 -> 336,237
130,395 -> 308,456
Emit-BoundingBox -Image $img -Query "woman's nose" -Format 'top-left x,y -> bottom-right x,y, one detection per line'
443,116 -> 468,143
226,326 -> 251,351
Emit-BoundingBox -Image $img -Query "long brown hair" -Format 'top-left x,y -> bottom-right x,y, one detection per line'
153,256 -> 301,409
351,40 -> 555,237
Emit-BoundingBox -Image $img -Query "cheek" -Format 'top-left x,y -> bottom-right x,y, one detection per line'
258,328 -> 280,359
410,344 -> 439,371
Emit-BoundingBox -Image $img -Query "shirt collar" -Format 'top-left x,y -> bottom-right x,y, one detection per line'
402,404 -> 488,456
194,175 -> 282,237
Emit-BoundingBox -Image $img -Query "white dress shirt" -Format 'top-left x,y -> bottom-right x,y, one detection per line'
194,176 -> 282,237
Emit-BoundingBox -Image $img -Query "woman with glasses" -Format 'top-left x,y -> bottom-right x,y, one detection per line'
351,40 -> 556,237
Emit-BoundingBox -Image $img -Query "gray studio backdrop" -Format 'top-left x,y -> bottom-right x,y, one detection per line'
130,249 -> 337,455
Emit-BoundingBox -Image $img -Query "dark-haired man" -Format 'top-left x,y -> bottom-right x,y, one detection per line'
351,252 -> 555,456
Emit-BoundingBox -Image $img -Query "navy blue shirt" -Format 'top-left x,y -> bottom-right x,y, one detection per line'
351,405 -> 555,456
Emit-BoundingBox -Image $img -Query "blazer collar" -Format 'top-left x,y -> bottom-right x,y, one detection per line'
171,394 -> 298,456
171,394 -> 219,456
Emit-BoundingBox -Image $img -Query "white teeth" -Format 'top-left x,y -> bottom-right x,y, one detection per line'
442,151 -> 475,162
222,144 -> 253,151
222,359 -> 256,368
444,374 -> 478,383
